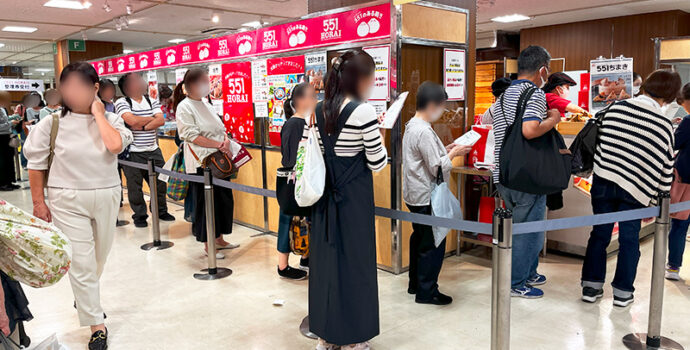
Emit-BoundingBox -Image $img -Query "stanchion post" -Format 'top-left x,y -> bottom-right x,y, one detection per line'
491,208 -> 512,350
14,149 -> 21,182
194,168 -> 232,280
622,192 -> 683,350
140,159 -> 174,251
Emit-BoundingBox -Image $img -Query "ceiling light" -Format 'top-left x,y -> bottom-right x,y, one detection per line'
211,12 -> 220,24
11,61 -> 16,64
115,23 -> 122,31
241,21 -> 261,28
97,28 -> 110,34
81,0 -> 92,8
123,49 -> 133,54
102,0 -> 111,12
125,3 -> 133,15
24,73 -> 33,76
44,0 -> 88,9
168,38 -> 185,44
35,68 -> 53,72
0,43 -> 5,48
41,72 -> 45,76
490,14 -> 530,23
2,26 -> 38,33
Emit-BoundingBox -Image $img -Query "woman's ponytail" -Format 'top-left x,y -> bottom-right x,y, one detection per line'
172,82 -> 185,113
284,96 -> 296,120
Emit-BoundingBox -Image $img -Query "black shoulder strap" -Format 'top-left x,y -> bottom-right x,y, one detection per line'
512,86 -> 537,129
125,96 -> 132,108
144,95 -> 153,109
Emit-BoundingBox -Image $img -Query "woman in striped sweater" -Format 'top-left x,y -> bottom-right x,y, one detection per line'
581,70 -> 681,307
307,50 -> 387,350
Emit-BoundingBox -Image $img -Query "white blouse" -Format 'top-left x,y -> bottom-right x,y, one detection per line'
24,111 -> 133,189
175,98 -> 226,173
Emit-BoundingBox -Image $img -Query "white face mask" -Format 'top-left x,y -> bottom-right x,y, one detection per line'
538,68 -> 548,89
632,85 -> 641,95
197,83 -> 210,97
429,108 -> 444,122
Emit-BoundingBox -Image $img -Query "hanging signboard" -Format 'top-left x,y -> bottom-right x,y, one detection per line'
444,49 -> 466,101
146,71 -> 158,101
208,64 -> 224,115
266,55 -> 306,146
222,61 -> 254,143
251,59 -> 269,103
589,57 -> 633,113
305,51 -> 327,101
0,79 -> 44,92
363,45 -> 390,101
90,4 -> 391,76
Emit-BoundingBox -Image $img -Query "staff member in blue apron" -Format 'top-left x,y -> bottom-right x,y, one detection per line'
307,50 -> 387,350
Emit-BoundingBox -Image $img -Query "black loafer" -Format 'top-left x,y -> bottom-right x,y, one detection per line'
88,328 -> 108,350
407,287 -> 417,295
416,292 -> 453,305
159,213 -> 175,221
133,220 -> 148,228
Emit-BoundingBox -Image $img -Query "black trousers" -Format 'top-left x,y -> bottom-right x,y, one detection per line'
190,168 -> 234,242
121,149 -> 169,222
407,204 -> 447,301
0,135 -> 16,187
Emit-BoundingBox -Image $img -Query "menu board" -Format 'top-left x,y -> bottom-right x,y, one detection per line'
251,59 -> 269,102
266,55 -> 306,146
208,64 -> 223,115
305,51 -> 327,101
91,4 -> 390,76
222,62 -> 255,143
589,57 -> 633,113
444,49 -> 466,101
363,45 -> 390,101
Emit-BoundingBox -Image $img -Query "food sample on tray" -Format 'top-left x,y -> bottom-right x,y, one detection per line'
567,112 -> 591,122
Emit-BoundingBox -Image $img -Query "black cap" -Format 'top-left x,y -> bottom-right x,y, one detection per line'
543,72 -> 577,93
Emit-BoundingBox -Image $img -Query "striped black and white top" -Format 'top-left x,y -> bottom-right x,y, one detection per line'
115,96 -> 162,153
302,100 -> 388,172
594,95 -> 674,206
491,80 -> 548,183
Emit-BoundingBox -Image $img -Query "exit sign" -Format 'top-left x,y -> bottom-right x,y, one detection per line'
68,39 -> 86,52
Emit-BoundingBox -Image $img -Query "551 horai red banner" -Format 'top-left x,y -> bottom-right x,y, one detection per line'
222,62 -> 254,143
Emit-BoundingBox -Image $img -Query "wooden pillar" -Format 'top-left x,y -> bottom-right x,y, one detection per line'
53,40 -> 123,78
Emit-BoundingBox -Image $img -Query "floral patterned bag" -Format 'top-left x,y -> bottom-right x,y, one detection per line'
0,199 -> 71,288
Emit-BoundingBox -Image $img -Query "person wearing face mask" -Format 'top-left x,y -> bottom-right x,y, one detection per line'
307,50 -> 387,350
492,46 -> 560,299
38,89 -> 61,121
276,82 -> 316,280
542,72 -> 588,118
402,81 -> 471,305
174,68 -> 237,259
24,61 -> 133,350
115,73 -> 175,228
580,70 -> 679,307
632,72 -> 642,96
97,79 -> 117,113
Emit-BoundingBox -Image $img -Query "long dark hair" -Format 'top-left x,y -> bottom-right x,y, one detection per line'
97,78 -> 115,104
59,61 -> 99,117
284,82 -> 311,120
323,50 -> 375,133
172,68 -> 207,113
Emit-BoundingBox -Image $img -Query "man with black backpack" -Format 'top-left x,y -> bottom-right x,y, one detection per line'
116,73 -> 175,228
492,46 -> 562,299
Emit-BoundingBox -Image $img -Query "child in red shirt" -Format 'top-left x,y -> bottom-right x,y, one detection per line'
543,72 -> 588,118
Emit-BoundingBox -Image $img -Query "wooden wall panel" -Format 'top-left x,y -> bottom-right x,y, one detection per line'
401,4 -> 467,44
520,10 -> 690,79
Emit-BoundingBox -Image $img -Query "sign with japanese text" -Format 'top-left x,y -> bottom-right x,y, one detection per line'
589,57 -> 633,113
0,79 -> 44,92
363,45 -> 390,101
444,49 -> 466,101
222,61 -> 254,143
266,55 -> 305,146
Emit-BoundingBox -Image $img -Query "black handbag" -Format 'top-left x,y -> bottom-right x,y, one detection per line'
498,86 -> 572,195
276,167 -> 311,216
569,103 -> 614,177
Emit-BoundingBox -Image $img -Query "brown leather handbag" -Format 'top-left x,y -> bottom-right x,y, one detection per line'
188,145 -> 237,179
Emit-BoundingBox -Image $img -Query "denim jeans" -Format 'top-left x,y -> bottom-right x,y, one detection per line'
668,217 -> 690,269
277,211 -> 292,254
581,175 -> 645,297
496,184 -> 546,289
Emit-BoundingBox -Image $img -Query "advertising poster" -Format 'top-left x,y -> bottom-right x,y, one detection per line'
175,68 -> 187,84
0,79 -> 44,92
208,64 -> 223,116
266,55 -> 306,146
222,62 -> 254,143
589,57 -> 633,113
146,71 -> 158,101
251,59 -> 269,102
362,45 -> 390,101
305,51 -> 327,100
444,49 -> 466,101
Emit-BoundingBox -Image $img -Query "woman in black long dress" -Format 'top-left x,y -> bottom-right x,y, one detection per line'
308,50 -> 387,350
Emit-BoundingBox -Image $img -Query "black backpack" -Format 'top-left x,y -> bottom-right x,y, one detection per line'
498,86 -> 572,195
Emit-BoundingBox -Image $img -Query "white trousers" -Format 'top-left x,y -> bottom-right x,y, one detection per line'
47,186 -> 120,326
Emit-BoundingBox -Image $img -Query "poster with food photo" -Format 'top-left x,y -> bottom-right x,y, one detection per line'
266,55 -> 305,146
146,71 -> 159,101
305,52 -> 327,100
208,64 -> 223,116
589,57 -> 633,113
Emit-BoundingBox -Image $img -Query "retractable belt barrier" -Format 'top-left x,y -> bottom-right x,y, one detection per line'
118,159 -> 690,236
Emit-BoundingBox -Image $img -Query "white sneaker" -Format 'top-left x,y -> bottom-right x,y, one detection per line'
316,339 -> 340,350
665,265 -> 681,281
217,242 -> 240,250
204,250 -> 225,259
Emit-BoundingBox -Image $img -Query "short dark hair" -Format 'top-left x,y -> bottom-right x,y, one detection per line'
59,61 -> 99,117
285,82 -> 311,119
542,72 -> 577,93
416,81 -> 447,110
517,46 -> 551,75
633,72 -> 642,82
641,70 -> 682,104
159,85 -> 173,99
117,72 -> 141,97
678,83 -> 690,104
491,77 -> 511,97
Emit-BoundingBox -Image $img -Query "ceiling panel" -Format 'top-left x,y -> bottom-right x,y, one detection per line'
170,0 -> 306,19
0,21 -> 78,41
0,0 -> 153,27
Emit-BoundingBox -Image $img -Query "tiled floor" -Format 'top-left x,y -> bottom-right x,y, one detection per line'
2,185 -> 690,350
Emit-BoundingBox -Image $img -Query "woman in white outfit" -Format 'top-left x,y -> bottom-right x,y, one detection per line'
24,61 -> 133,350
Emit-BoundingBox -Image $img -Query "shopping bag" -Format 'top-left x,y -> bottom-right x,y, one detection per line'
289,216 -> 310,256
166,146 -> 188,201
157,151 -> 177,183
229,139 -> 252,169
32,333 -> 70,350
0,200 -> 71,288
294,124 -> 325,207
430,169 -> 462,247
467,125 -> 494,169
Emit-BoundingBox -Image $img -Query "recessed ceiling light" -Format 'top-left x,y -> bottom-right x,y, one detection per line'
81,0 -> 92,9
123,49 -> 133,54
44,0 -> 88,9
241,21 -> 262,28
97,29 -> 110,34
168,38 -> 185,44
211,13 -> 220,24
11,61 -> 16,64
491,14 -> 530,23
35,68 -> 53,72
0,43 -> 5,48
2,26 -> 38,33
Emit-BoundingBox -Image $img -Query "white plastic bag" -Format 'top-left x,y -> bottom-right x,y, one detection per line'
294,126 -> 325,207
32,333 -> 70,350
158,150 -> 177,183
430,182 -> 462,247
